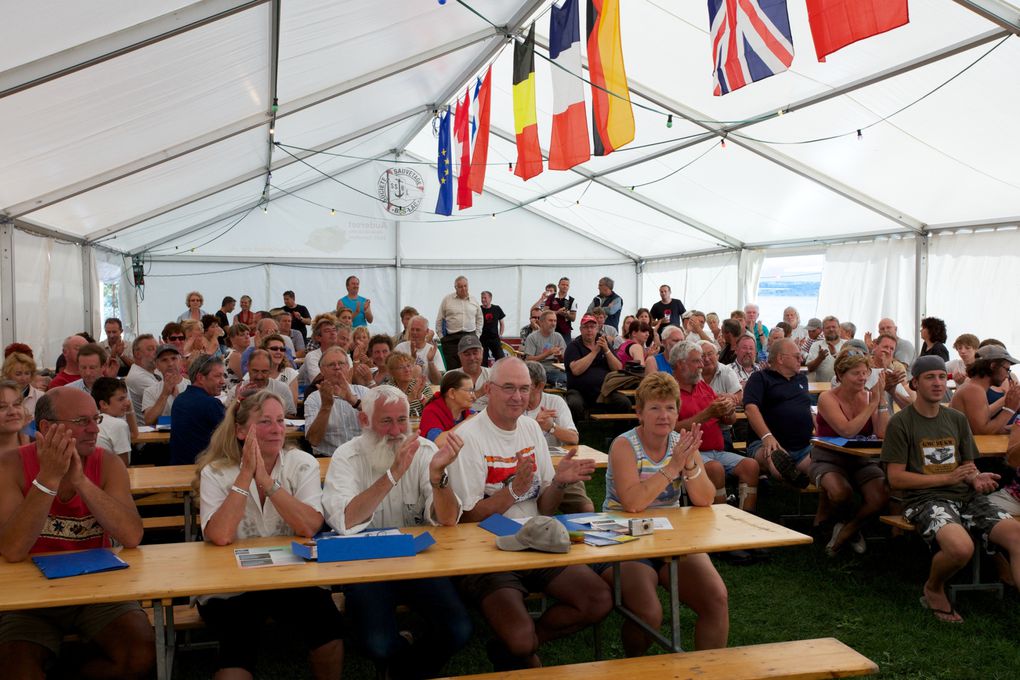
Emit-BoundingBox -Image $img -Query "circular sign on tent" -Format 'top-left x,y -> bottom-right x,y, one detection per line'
377,167 -> 425,218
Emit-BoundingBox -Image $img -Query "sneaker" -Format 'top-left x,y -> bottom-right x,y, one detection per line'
849,531 -> 867,555
770,450 -> 809,488
825,522 -> 845,557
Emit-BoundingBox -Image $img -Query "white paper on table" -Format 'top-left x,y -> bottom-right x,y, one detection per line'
285,419 -> 305,427
136,426 -> 156,433
234,546 -> 305,569
650,517 -> 673,530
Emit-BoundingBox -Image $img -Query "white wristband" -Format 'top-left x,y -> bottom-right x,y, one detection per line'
230,485 -> 250,498
386,469 -> 398,487
32,478 -> 58,496
761,432 -> 774,441
1003,407 -> 1016,416
683,465 -> 703,482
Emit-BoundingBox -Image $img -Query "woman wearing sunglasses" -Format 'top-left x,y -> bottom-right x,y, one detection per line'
811,348 -> 890,556
259,334 -> 299,408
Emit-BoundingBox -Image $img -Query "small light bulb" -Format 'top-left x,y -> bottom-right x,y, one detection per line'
491,213 -> 496,220
857,129 -> 863,140
330,208 -> 336,216
666,114 -> 673,129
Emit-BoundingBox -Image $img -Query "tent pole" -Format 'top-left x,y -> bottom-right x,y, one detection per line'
394,219 -> 402,332
636,261 -> 645,316
81,244 -> 96,339
0,218 -> 15,344
914,235 -> 929,354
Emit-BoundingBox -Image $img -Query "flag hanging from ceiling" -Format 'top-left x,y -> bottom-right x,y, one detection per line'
587,0 -> 634,156
708,0 -> 794,96
513,24 -> 543,181
549,0 -> 590,170
469,66 -> 491,194
806,0 -> 908,62
454,89 -> 473,210
435,108 -> 453,216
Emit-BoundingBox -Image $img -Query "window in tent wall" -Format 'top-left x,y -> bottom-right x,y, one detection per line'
754,254 -> 823,327
101,282 -> 121,328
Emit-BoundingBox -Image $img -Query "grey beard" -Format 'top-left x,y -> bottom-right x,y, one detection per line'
360,429 -> 402,479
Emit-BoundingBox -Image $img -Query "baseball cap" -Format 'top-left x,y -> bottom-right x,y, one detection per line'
457,334 -> 482,353
580,314 -> 598,326
806,318 -> 822,330
156,344 -> 181,358
496,516 -> 570,554
910,355 -> 946,378
976,345 -> 1019,365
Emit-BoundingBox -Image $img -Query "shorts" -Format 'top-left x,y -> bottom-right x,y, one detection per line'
700,449 -> 750,474
591,558 -> 667,575
459,568 -> 564,605
987,488 -> 1020,516
747,441 -> 812,464
557,480 -> 594,514
197,587 -> 344,673
0,601 -> 142,656
903,495 -> 1013,552
809,450 -> 885,489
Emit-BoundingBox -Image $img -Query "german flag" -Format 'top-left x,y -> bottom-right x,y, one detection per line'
587,0 -> 634,156
513,24 -> 543,181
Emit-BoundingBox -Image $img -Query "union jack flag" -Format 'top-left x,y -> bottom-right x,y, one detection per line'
708,0 -> 794,96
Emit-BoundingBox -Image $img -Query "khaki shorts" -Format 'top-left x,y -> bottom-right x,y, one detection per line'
557,480 -> 594,514
0,601 -> 142,656
459,568 -> 565,605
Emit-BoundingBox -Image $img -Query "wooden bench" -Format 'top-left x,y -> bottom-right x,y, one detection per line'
443,637 -> 877,680
880,514 -> 1020,603
142,516 -> 187,531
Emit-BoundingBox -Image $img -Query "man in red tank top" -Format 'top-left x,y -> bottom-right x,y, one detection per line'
0,387 -> 154,678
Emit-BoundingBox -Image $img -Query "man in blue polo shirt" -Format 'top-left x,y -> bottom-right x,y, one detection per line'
743,338 -> 814,488
169,355 -> 227,465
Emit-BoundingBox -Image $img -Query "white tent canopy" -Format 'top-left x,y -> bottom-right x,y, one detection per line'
2,0 -> 1019,364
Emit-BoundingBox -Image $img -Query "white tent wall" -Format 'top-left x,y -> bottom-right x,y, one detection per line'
11,230 -> 85,368
640,252 -> 740,316
927,229 -> 1020,357
816,236 -> 917,345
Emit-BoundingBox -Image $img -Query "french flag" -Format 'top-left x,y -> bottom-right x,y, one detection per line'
454,88 -> 472,210
468,66 -> 491,194
548,0 -> 590,170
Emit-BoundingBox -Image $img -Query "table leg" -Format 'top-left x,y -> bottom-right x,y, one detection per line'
184,494 -> 193,542
152,599 -> 177,680
610,560 -> 683,653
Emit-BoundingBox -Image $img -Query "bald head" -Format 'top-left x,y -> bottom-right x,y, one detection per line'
62,335 -> 88,368
36,387 -> 100,457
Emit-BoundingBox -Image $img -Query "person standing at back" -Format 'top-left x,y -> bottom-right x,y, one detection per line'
337,276 -> 373,328
544,277 -> 577,342
650,284 -> 685,331
586,277 -> 623,330
479,290 -> 506,366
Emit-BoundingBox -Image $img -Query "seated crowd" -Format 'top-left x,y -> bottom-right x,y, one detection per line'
0,273 -> 1018,678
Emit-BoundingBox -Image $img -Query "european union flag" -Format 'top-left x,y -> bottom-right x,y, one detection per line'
435,108 -> 453,216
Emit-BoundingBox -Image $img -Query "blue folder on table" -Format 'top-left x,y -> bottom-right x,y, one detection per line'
292,531 -> 435,563
32,548 -> 129,579
479,513 -> 586,537
156,415 -> 172,431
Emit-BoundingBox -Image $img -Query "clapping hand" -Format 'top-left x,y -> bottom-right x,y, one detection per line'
510,451 -> 536,499
430,432 -> 462,474
668,424 -> 703,476
553,448 -> 595,485
36,423 -> 75,489
390,436 -> 421,482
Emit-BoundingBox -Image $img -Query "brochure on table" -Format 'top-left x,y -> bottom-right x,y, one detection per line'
479,512 -> 673,548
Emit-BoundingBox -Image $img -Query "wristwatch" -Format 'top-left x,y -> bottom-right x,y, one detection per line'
264,480 -> 282,497
547,422 -> 556,434
431,471 -> 449,489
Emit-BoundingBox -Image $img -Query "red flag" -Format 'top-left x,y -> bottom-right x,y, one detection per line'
806,0 -> 908,62
469,67 -> 491,194
454,89 -> 472,210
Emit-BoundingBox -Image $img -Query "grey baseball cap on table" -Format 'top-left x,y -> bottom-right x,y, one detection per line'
911,355 -> 947,378
458,334 -> 482,353
496,516 -> 570,554
976,345 -> 1019,365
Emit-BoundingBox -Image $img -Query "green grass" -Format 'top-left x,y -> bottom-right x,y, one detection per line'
173,425 -> 1020,678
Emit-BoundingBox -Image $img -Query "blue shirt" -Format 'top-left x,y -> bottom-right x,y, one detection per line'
742,368 -> 813,452
339,295 -> 368,327
169,385 -> 226,465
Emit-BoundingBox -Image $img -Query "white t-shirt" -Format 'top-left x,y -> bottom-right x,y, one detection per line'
448,409 -> 555,519
97,416 -> 131,459
708,362 -> 741,395
522,392 -> 576,449
807,339 -> 845,383
394,341 -> 444,376
141,378 -> 190,418
468,366 -> 491,411
322,435 -> 461,535
239,377 -> 296,416
302,385 -> 370,457
126,364 -> 160,418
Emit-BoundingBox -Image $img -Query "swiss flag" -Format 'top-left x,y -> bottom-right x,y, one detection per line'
806,0 -> 909,62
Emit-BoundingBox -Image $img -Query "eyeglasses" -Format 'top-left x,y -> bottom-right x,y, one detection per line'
530,317 -> 540,321
49,415 -> 104,427
168,335 -> 186,341
492,383 -> 531,396
267,346 -> 286,352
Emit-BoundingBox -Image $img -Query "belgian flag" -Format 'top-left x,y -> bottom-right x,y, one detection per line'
513,24 -> 543,181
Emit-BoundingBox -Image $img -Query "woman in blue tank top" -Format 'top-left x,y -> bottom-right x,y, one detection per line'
599,373 -> 728,655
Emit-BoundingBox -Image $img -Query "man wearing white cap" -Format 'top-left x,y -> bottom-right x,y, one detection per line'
949,344 -> 1019,435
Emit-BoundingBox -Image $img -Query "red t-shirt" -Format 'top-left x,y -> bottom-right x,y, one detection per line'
19,443 -> 110,554
678,380 -> 725,452
47,370 -> 79,389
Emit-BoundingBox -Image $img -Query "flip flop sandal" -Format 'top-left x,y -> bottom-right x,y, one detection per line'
919,595 -> 963,623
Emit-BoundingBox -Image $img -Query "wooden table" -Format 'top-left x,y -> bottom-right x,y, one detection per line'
812,434 -> 1009,459
808,382 -> 832,394
0,504 -> 809,679
133,426 -> 304,445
